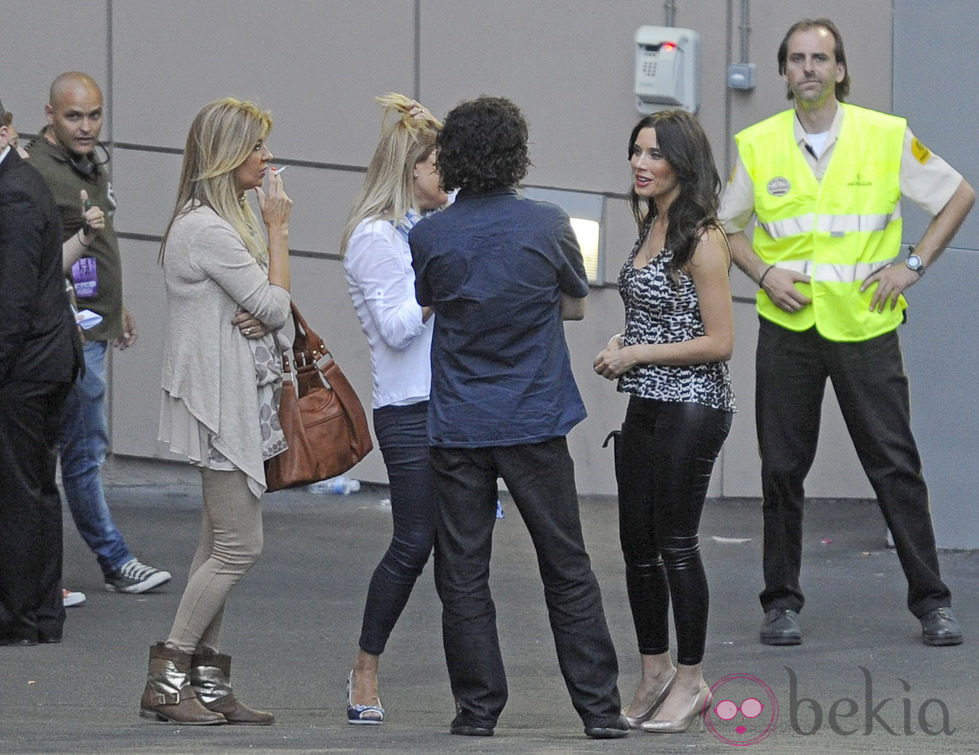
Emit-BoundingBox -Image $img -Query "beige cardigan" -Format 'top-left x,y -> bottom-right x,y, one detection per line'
160,204 -> 291,494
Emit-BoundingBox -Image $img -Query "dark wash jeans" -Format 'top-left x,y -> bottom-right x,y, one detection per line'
358,401 -> 436,655
755,317 -> 951,618
430,438 -> 621,729
616,396 -> 732,665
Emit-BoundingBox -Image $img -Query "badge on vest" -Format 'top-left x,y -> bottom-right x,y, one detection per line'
767,177 -> 790,197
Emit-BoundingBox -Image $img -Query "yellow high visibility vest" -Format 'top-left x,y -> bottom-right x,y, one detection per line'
736,103 -> 906,341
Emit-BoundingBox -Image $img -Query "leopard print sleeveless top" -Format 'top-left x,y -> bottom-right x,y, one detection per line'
616,236 -> 736,412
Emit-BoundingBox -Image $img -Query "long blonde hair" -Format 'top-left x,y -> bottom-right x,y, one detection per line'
340,93 -> 441,254
160,97 -> 272,263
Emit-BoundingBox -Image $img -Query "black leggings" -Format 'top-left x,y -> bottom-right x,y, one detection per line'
615,396 -> 731,665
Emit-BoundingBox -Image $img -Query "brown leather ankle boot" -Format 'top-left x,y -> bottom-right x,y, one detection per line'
139,642 -> 226,725
190,649 -> 275,725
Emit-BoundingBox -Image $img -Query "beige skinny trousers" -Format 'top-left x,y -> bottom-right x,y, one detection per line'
166,467 -> 263,653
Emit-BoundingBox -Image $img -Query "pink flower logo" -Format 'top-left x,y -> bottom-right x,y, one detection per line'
704,673 -> 779,746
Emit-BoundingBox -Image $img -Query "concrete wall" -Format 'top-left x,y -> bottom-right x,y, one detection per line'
3,1 -> 975,539
893,0 -> 979,549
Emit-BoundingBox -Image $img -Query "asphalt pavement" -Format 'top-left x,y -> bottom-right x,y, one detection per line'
1,456 -> 976,754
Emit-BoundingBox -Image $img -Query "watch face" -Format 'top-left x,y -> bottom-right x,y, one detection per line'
906,255 -> 923,272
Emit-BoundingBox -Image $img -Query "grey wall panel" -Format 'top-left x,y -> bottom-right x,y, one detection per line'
894,0 -> 979,547
418,0 -> 732,194
894,0 -> 979,246
108,237 -> 167,457
0,0 -> 109,138
564,284 -> 631,497
282,169 -> 366,256
601,195 -> 640,286
903,252 -> 979,549
110,149 -> 182,238
724,303 -> 760,495
111,0 -> 417,164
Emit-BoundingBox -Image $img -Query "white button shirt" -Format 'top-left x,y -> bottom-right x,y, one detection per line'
343,217 -> 433,409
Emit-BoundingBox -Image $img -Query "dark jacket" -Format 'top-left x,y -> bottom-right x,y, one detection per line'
27,133 -> 123,341
0,149 -> 81,385
410,188 -> 589,447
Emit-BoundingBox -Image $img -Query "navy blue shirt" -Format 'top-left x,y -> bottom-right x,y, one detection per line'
410,188 -> 588,447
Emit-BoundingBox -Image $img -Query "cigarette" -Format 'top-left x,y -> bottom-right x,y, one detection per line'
273,165 -> 288,175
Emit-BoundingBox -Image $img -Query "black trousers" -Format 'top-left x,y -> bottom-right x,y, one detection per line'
755,318 -> 951,618
616,396 -> 732,665
0,380 -> 71,643
430,438 -> 621,729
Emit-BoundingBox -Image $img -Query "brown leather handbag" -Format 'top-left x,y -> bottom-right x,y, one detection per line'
264,302 -> 372,492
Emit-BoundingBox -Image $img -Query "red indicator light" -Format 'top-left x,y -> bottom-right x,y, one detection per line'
662,41 -> 677,52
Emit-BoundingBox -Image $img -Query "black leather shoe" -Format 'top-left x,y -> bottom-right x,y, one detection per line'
0,636 -> 37,646
760,608 -> 802,645
920,607 -> 963,646
584,714 -> 630,739
450,716 -> 494,736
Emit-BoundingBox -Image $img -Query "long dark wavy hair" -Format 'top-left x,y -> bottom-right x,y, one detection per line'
627,110 -> 723,279
436,96 -> 531,193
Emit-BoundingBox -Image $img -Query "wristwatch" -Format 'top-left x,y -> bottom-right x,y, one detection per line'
905,254 -> 925,276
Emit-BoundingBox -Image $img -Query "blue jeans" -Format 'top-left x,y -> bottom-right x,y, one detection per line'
59,341 -> 133,576
358,402 -> 437,655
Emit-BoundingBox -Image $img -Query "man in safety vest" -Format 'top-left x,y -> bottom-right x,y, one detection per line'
720,18 -> 974,647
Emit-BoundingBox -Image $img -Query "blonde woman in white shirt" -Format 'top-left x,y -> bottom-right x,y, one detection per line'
341,93 -> 447,724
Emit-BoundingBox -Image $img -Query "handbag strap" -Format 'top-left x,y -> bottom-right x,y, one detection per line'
286,302 -> 369,449
290,301 -> 333,368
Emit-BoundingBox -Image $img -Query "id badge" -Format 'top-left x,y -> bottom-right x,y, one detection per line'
75,309 -> 103,329
71,257 -> 98,298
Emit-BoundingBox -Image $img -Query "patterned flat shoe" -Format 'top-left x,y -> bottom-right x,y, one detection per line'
346,669 -> 384,725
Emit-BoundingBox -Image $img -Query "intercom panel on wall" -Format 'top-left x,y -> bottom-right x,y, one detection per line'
635,26 -> 701,114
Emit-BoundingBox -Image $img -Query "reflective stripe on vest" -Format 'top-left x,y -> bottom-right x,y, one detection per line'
760,209 -> 900,240
772,257 -> 898,282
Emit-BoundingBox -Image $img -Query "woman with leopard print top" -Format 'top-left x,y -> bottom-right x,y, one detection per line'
594,109 -> 735,735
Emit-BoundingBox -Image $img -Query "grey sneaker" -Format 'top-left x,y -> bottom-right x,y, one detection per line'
104,558 -> 171,593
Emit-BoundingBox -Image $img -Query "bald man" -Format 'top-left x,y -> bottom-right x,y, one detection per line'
29,72 -> 171,595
